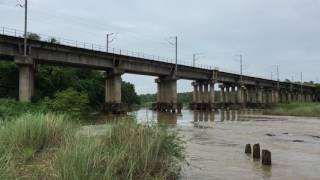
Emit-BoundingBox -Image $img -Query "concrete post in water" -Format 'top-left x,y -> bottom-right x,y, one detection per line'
15,56 -> 35,102
225,85 -> 230,104
192,81 -> 198,103
253,144 -> 260,159
219,84 -> 225,104
209,80 -> 215,108
245,144 -> 251,154
203,82 -> 209,104
231,86 -> 236,104
257,87 -> 263,105
199,82 -> 204,103
262,150 -> 272,165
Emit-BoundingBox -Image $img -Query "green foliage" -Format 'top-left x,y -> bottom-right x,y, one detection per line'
122,81 -> 140,105
265,102 -> 320,117
54,121 -> 185,180
178,92 -> 193,105
49,38 -> 59,44
28,33 -> 41,41
44,88 -> 89,115
0,62 -> 140,110
0,62 -> 19,98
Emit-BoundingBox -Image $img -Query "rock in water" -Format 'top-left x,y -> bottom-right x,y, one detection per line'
253,144 -> 260,159
262,149 -> 272,165
245,144 -> 251,154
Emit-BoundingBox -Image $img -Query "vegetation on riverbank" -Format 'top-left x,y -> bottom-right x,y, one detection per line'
0,100 -> 185,179
264,103 -> 320,117
0,61 -> 141,110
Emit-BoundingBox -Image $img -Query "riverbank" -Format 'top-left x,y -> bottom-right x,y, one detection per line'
0,101 -> 185,179
264,102 -> 320,117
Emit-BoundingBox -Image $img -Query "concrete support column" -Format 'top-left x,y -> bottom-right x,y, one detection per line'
192,82 -> 198,103
209,81 -> 215,104
155,77 -> 178,112
18,65 -> 35,102
15,56 -> 35,102
219,85 -> 225,103
231,86 -> 236,103
237,85 -> 245,105
203,83 -> 209,103
257,87 -> 263,104
105,73 -> 122,103
199,83 -> 204,103
274,90 -> 279,104
168,79 -> 177,105
225,85 -> 230,103
287,92 -> 292,103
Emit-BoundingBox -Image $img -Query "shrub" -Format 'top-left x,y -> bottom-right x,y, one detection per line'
54,121 -> 185,180
44,88 -> 89,116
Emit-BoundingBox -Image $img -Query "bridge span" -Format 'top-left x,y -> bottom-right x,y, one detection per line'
0,32 -> 317,113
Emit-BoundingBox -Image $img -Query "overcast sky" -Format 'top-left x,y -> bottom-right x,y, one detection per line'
1,0 -> 319,94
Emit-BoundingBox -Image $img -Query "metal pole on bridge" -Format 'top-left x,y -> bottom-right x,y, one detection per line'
24,0 -> 28,56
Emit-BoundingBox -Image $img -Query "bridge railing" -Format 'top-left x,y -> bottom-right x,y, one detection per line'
0,26 -> 217,70
0,26 -> 276,81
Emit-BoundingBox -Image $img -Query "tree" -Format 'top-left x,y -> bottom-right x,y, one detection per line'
49,38 -> 59,44
0,62 -> 141,109
44,88 -> 89,115
28,33 -> 41,41
0,62 -> 19,98
122,82 -> 140,105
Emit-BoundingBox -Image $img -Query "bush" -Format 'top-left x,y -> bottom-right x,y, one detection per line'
54,121 -> 185,180
44,88 -> 89,116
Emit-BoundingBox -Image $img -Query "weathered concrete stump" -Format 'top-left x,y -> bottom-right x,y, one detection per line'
262,149 -> 272,165
253,144 -> 260,159
245,144 -> 251,154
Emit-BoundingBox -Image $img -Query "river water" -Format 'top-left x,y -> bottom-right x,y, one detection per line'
91,109 -> 320,180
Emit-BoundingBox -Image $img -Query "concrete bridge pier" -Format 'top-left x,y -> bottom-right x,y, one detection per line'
15,56 -> 35,102
154,77 -> 180,113
209,81 -> 215,110
103,71 -> 127,114
219,84 -> 226,108
190,80 -> 215,111
237,84 -> 247,108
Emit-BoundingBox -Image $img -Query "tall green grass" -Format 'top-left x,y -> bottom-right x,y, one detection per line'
0,147 -> 13,180
54,121 -> 185,180
264,102 -> 320,117
0,99 -> 38,120
0,113 -> 76,160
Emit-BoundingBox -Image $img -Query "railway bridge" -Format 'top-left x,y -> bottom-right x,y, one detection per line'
0,30 -> 316,113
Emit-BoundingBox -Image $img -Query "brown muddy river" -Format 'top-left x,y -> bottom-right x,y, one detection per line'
89,109 -> 320,180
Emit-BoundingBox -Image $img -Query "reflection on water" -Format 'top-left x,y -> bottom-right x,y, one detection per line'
96,109 -> 320,180
132,109 -> 264,128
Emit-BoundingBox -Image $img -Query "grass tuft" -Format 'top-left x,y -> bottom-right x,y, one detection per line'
54,121 -> 185,180
0,113 -> 76,159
